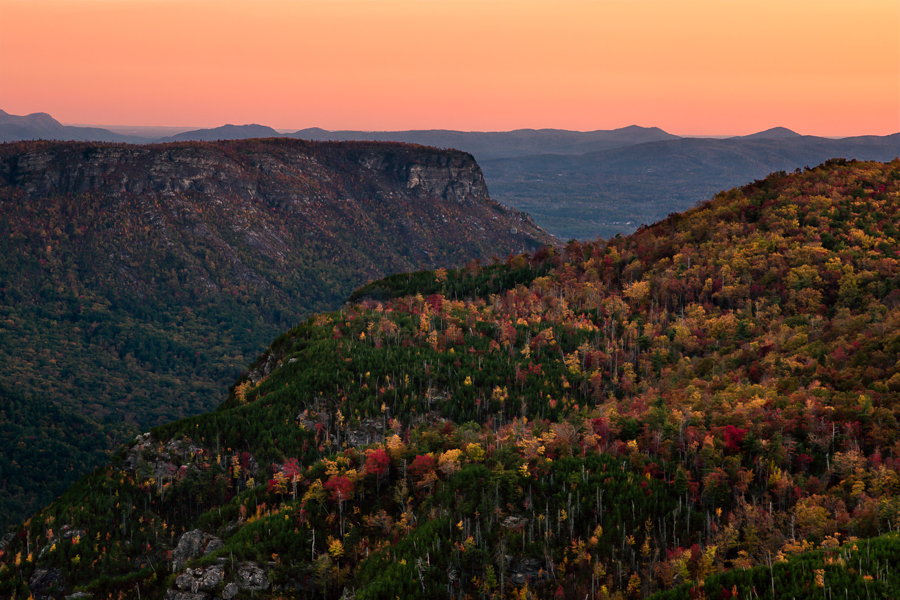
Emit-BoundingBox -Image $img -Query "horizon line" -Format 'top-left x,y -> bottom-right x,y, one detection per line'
55,121 -> 895,141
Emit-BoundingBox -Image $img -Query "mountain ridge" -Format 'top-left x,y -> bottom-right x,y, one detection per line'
153,124 -> 283,143
4,158 -> 900,599
732,126 -> 802,139
0,111 -> 684,152
0,109 -> 151,144
288,125 -> 680,159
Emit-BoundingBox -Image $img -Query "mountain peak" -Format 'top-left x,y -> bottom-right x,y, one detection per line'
738,126 -> 802,139
0,110 -> 63,129
154,123 -> 283,143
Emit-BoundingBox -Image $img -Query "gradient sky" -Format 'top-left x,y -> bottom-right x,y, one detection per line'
1,0 -> 898,136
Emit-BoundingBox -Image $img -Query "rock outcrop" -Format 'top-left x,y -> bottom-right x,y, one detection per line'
0,139 -> 495,207
174,564 -> 225,593
172,530 -> 225,571
28,568 -> 65,600
165,560 -> 269,600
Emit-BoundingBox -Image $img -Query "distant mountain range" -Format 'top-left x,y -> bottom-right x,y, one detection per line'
4,109 -> 898,239
480,133 -> 900,239
288,124 -> 680,159
0,110 -> 680,157
0,109 -> 151,144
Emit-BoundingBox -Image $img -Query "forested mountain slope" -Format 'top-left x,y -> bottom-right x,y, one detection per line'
0,138 -> 554,530
3,159 -> 900,599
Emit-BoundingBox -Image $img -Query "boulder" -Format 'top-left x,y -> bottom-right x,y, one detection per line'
236,561 -> 269,591
172,530 -> 224,571
175,565 -> 224,592
220,583 -> 238,600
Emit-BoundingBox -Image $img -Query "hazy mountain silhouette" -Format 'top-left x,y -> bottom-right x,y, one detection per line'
734,126 -> 803,140
153,123 -> 282,142
0,109 -> 150,143
290,125 -> 679,159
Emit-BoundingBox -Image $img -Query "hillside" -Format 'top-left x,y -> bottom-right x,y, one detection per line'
481,134 -> 900,239
2,158 -> 900,599
0,138 -> 554,530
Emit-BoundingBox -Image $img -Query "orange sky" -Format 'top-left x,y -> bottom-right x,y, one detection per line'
1,0 -> 897,136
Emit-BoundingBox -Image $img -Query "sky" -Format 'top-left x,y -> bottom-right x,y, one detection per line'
1,0 -> 898,136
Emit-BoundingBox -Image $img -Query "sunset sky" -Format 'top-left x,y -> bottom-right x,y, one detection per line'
1,0 -> 897,136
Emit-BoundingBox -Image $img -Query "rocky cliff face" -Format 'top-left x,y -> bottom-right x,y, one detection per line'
355,147 -> 491,203
0,139 -> 552,285
2,145 -> 245,197
1,139 -> 494,206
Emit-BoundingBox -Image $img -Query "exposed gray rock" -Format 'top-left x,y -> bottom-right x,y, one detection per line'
172,530 -> 224,571
236,561 -> 270,590
220,583 -> 238,600
175,564 -> 225,592
65,594 -> 93,600
247,352 -> 278,384
501,515 -> 529,531
123,433 -> 204,475
509,557 -> 550,587
346,417 -> 385,447
60,525 -> 86,540
356,149 -> 490,205
164,592 -> 209,600
28,567 -> 65,600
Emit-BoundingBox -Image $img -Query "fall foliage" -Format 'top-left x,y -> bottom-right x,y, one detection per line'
4,159 -> 900,599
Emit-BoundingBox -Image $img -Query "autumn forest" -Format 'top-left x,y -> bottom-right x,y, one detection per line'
3,152 -> 900,599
